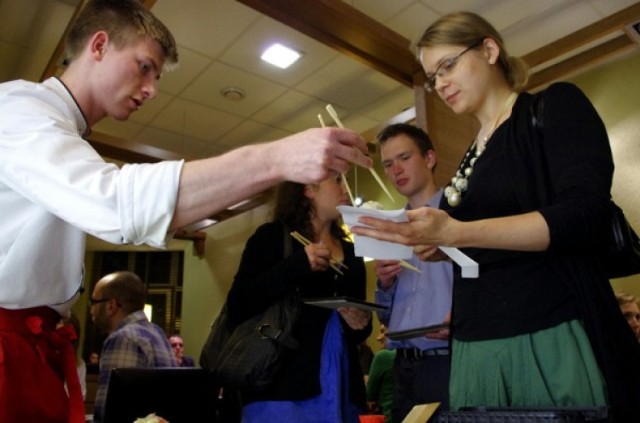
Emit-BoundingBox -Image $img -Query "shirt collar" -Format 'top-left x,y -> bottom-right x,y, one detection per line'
42,77 -> 89,137
116,310 -> 149,330
406,187 -> 444,210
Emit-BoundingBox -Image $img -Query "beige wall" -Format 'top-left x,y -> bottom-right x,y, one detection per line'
180,204 -> 272,360
568,52 -> 640,299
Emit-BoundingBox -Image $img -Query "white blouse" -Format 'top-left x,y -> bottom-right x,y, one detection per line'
0,78 -> 183,313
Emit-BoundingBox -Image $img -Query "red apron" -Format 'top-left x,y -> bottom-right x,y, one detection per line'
0,306 -> 84,423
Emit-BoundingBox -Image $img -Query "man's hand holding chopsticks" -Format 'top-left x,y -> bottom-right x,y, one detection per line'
272,127 -> 372,184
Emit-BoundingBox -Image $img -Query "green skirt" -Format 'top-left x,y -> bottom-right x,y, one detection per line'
450,320 -> 607,410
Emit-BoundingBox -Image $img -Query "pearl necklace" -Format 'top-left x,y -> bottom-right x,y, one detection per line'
444,92 -> 518,207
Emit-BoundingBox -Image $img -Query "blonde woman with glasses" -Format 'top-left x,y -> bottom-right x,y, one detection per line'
352,11 -> 640,420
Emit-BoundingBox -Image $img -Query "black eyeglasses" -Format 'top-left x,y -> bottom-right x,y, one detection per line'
89,297 -> 112,306
424,40 -> 483,93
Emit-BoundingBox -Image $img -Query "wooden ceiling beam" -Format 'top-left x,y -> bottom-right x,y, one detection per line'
88,131 -> 185,163
209,191 -> 272,222
527,35 -> 636,91
522,2 -> 640,68
40,0 -> 86,81
236,0 -> 420,87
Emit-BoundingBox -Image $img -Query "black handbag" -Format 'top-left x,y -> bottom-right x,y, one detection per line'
199,222 -> 301,390
199,293 -> 300,390
530,92 -> 640,279
607,201 -> 640,278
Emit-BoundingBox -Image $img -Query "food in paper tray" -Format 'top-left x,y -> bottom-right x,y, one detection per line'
359,200 -> 384,210
337,203 -> 479,278
134,413 -> 169,423
337,205 -> 413,260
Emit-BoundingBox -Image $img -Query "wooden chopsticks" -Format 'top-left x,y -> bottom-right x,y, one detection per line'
305,111 -> 415,273
292,231 -> 419,274
290,231 -> 348,275
324,104 -> 395,204
317,113 -> 356,207
399,260 -> 421,273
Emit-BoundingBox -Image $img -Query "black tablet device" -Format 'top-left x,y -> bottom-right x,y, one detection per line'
386,323 -> 449,341
102,367 -> 219,423
303,296 -> 388,312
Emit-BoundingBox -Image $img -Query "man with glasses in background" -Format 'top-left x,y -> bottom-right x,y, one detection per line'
0,1 -> 370,420
89,271 -> 176,423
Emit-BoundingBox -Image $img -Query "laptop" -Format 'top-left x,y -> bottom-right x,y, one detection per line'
101,367 -> 219,423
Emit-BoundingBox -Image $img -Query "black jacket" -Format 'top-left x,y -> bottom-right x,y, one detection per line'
226,220 -> 371,407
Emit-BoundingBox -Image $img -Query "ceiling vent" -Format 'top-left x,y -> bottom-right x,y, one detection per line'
220,86 -> 246,101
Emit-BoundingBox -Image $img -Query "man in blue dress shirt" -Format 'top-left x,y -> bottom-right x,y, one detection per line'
374,124 -> 453,422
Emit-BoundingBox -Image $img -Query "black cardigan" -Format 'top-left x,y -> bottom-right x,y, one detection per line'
512,83 -> 640,422
444,83 -> 615,341
226,220 -> 371,407
443,82 -> 640,420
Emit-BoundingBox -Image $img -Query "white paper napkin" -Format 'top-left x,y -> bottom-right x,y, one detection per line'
337,205 -> 479,278
338,205 -> 412,259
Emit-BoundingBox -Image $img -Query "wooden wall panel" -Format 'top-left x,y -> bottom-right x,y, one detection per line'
424,95 -> 479,189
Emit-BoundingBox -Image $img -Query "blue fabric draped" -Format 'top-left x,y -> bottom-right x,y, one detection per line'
242,311 -> 363,423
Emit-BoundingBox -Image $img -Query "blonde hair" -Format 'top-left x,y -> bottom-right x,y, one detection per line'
415,11 -> 528,91
65,0 -> 178,69
616,292 -> 638,306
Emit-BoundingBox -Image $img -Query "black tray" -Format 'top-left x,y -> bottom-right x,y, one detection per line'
303,296 -> 388,312
386,323 -> 449,340
435,406 -> 610,423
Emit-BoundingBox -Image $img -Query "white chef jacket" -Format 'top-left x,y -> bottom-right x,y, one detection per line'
0,78 -> 184,313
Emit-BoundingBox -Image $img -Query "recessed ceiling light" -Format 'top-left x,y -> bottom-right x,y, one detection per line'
260,43 -> 302,69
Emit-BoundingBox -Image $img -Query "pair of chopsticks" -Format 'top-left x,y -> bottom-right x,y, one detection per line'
317,111 -> 356,206
290,231 -> 348,275
292,230 -> 419,274
316,110 -> 418,273
319,104 -> 396,204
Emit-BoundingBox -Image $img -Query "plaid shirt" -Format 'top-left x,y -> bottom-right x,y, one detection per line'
93,311 -> 177,422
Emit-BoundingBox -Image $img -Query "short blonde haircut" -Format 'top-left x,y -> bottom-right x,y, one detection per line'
415,11 -> 528,92
65,0 -> 178,69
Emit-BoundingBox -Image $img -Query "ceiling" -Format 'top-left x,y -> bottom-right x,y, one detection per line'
1,0 -> 639,230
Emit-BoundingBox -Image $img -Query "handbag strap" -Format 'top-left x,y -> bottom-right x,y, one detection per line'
529,90 -> 545,132
255,321 -> 300,349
